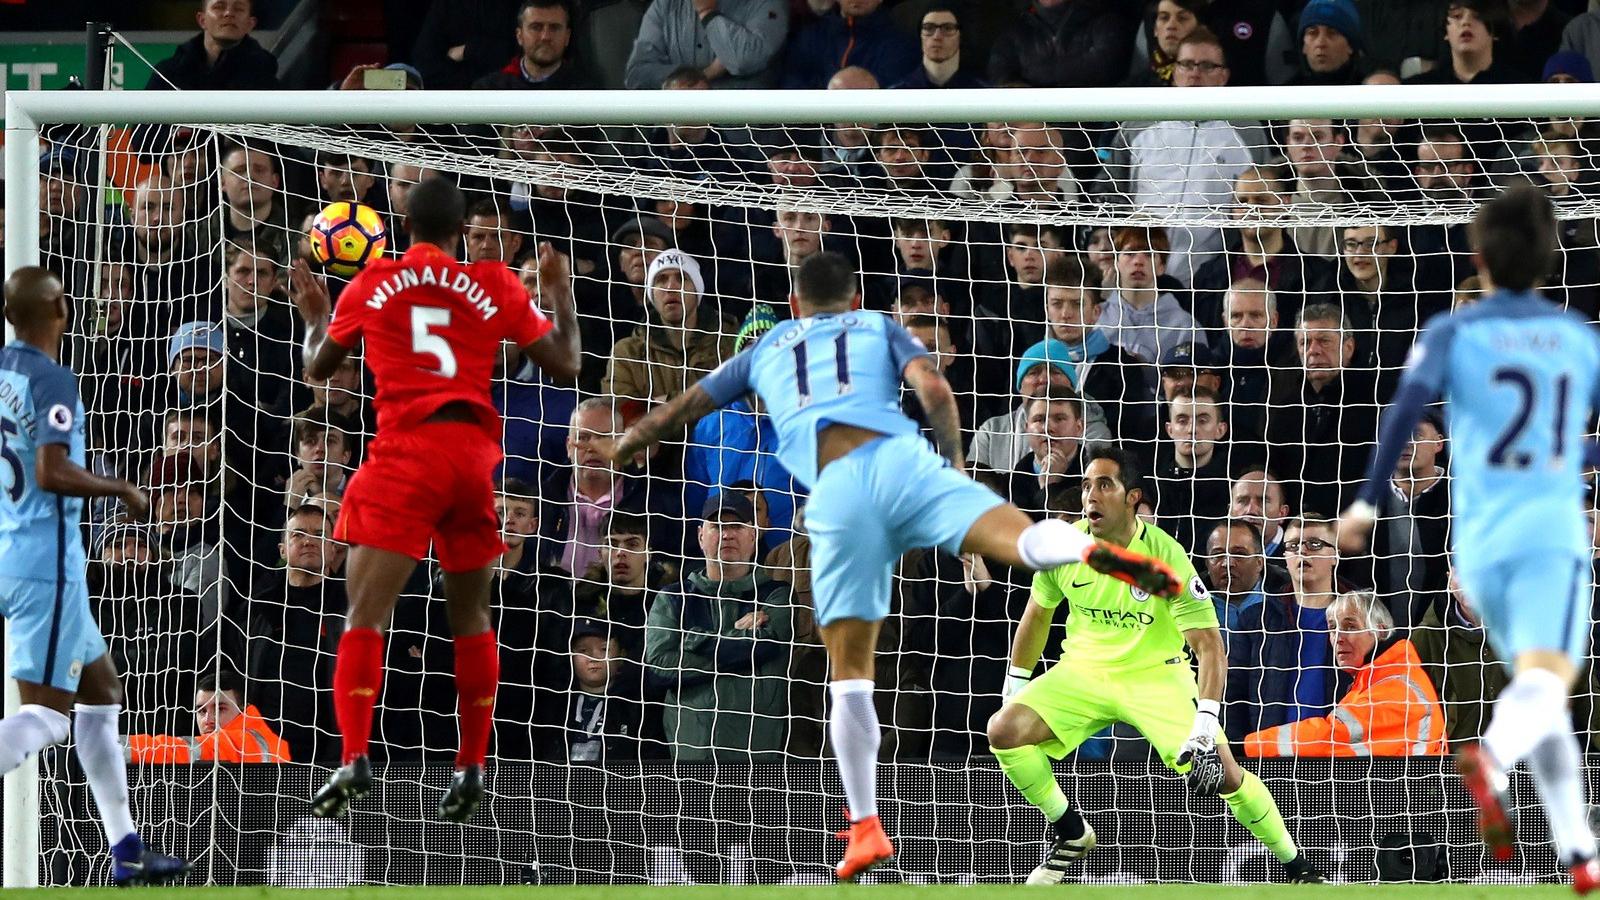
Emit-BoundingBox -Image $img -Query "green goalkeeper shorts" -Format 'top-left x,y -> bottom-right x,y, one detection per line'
1012,658 -> 1198,771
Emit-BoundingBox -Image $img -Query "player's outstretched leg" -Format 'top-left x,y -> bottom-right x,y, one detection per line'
439,566 -> 498,824
987,704 -> 1094,884
963,506 -> 1181,598
821,618 -> 894,882
1212,745 -> 1321,883
315,546 -> 416,818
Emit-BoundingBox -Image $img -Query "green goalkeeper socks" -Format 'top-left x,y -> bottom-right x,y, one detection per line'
1222,771 -> 1297,863
992,744 -> 1070,822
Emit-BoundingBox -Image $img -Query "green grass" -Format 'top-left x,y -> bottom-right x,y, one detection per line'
26,886 -> 1584,899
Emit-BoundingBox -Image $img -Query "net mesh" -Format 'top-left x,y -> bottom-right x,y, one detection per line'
17,92 -> 1600,885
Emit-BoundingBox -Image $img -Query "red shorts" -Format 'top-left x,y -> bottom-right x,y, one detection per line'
335,421 -> 506,573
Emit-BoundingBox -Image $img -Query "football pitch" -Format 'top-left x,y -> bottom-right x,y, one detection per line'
30,886 -> 1587,899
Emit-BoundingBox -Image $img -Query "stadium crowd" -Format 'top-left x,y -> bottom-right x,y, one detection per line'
14,0 -> 1600,766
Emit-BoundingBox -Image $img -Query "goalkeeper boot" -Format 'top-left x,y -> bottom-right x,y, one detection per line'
1025,811 -> 1096,885
1458,743 -> 1515,861
439,764 -> 485,823
311,754 -> 372,819
1283,853 -> 1326,884
1084,542 -> 1181,598
110,834 -> 192,887
835,813 -> 894,882
1571,856 -> 1600,895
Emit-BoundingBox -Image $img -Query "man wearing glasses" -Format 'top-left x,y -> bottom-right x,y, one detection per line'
1336,222 -> 1452,397
894,4 -> 986,89
1224,515 -> 1343,743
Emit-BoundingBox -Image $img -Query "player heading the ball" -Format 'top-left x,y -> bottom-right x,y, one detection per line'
608,250 -> 1182,882
291,177 -> 581,822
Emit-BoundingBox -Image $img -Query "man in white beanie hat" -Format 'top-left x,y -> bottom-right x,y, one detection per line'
604,248 -> 736,403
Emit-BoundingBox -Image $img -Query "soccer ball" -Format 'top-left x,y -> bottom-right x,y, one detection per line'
309,201 -> 387,277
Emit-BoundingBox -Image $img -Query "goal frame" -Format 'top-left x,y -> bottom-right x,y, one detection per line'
5,81 -> 1600,888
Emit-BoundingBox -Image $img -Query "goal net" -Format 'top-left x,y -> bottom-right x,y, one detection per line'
7,82 -> 1600,886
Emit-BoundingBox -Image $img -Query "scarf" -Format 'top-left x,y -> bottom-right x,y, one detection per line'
1062,328 -> 1111,385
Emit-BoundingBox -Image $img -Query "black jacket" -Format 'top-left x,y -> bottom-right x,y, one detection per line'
988,0 -> 1138,88
1264,367 -> 1382,516
1189,230 -> 1341,334
147,34 -> 279,90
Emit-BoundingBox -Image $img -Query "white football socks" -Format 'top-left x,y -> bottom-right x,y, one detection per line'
1527,729 -> 1598,865
828,680 -> 880,822
73,704 -> 138,846
0,704 -> 71,775
1483,668 -> 1569,770
1016,519 -> 1094,571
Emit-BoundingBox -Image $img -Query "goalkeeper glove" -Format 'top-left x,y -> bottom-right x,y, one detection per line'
1002,665 -> 1032,703
1176,699 -> 1225,797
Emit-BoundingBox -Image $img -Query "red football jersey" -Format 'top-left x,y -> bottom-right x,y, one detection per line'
328,243 -> 552,436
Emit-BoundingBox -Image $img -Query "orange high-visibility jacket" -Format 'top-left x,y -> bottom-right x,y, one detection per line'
127,705 -> 291,763
1244,637 -> 1447,758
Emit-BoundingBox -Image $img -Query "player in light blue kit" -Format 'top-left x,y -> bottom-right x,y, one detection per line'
0,268 -> 188,885
1337,187 -> 1600,893
611,252 -> 1180,880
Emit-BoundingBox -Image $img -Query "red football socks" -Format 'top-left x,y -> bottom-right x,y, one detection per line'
453,630 -> 499,770
332,627 -> 385,765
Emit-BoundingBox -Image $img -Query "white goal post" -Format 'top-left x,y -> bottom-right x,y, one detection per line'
7,82 -> 1600,889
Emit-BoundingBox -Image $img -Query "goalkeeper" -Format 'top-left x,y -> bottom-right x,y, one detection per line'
988,447 -> 1323,884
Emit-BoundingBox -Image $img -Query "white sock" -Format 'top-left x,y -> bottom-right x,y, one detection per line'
1483,668 -> 1569,769
73,704 -> 138,846
829,679 -> 880,822
1527,729 -> 1598,865
1016,518 -> 1094,571
0,704 -> 71,775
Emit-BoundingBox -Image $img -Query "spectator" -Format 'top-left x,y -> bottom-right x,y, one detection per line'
146,0 -> 279,91
988,0 -> 1137,87
413,0 -> 523,90
1369,413 -> 1451,628
894,3 -> 987,89
1203,519 -> 1290,636
1225,514 -> 1342,742
1219,280 -> 1281,444
1126,29 -> 1255,284
475,0 -> 591,89
1503,0 -> 1570,81
782,0 -> 918,89
1405,0 -> 1518,86
604,249 -> 736,404
1245,591 -> 1447,757
1412,570 -> 1511,746
1280,118 -> 1368,260
1125,0 -> 1204,86
165,321 -> 227,419
644,493 -> 793,761
1335,223 -> 1451,397
625,0 -> 788,89
1042,257 -> 1159,445
284,409 -> 356,510
968,338 -> 1114,473
992,123 -> 1080,203
229,503 -> 346,761
534,621 -> 655,761
1348,70 -> 1416,184
1264,304 -> 1380,516
870,125 -> 945,196
1155,341 -> 1223,405
1153,384 -> 1235,553
1408,126 -> 1486,283
1229,466 -> 1293,559
1007,387 -> 1086,516
1286,0 -> 1367,85
127,670 -> 291,763
314,153 -> 379,208
573,512 -> 677,661
463,200 -> 525,266
220,243 -> 298,413
684,304 -> 801,540
600,215 -> 669,327
1561,9 -> 1600,82
1527,131 -> 1600,316
120,174 -> 219,331
219,143 -> 289,265
1098,227 -> 1206,364
753,208 -> 836,302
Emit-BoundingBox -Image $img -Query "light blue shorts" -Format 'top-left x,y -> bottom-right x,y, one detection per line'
805,434 -> 1004,627
1456,554 -> 1590,666
0,574 -> 106,692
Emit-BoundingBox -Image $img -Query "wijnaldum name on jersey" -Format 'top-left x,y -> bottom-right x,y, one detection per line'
366,266 -> 499,319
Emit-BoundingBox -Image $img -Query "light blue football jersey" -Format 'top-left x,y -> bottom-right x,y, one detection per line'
0,341 -> 88,583
1406,291 -> 1600,566
699,311 -> 928,489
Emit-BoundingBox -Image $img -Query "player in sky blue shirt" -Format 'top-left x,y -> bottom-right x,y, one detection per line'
0,267 -> 187,885
610,251 -> 1182,882
1338,187 -> 1600,883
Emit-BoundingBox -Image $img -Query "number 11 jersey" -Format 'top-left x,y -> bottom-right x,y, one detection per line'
700,310 -> 928,489
330,243 -> 551,438
1404,290 -> 1600,566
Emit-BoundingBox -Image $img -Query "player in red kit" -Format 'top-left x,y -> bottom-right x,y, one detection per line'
289,178 -> 580,822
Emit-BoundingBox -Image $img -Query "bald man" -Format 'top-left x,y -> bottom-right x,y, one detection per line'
0,267 -> 189,884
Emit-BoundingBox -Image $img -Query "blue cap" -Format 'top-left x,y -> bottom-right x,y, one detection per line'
702,491 -> 756,524
1299,0 -> 1363,52
167,321 -> 224,367
40,145 -> 85,174
383,62 -> 425,89
1544,51 -> 1594,84
1159,341 -> 1222,370
1015,339 -> 1078,393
